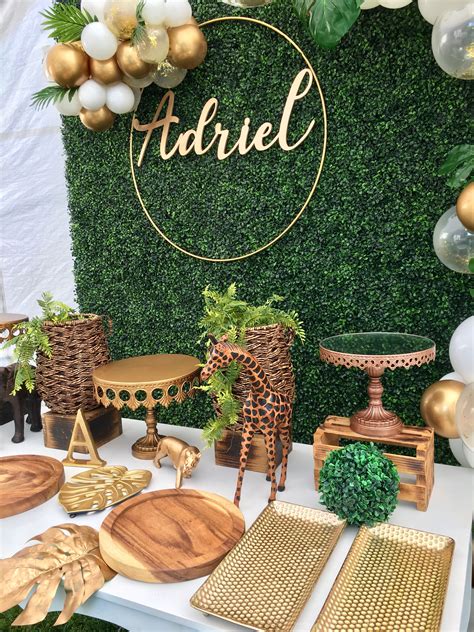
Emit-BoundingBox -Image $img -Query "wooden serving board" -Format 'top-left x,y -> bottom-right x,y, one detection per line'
0,455 -> 65,518
99,489 -> 245,583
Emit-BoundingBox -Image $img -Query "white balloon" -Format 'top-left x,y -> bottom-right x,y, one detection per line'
418,0 -> 467,25
449,316 -> 474,384
361,0 -> 380,8
123,72 -> 155,88
106,82 -> 135,113
463,442 -> 474,467
164,0 -> 192,27
55,91 -> 82,116
78,79 -> 107,111
440,371 -> 465,382
81,0 -> 106,22
142,0 -> 166,25
81,22 -> 118,61
153,65 -> 187,88
449,438 -> 471,467
380,0 -> 412,7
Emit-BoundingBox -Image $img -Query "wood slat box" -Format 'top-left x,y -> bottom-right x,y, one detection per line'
215,427 -> 292,473
313,416 -> 434,511
43,406 -> 122,453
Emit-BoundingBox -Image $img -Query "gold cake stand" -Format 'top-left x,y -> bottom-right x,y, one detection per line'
320,333 -> 435,438
93,354 -> 200,459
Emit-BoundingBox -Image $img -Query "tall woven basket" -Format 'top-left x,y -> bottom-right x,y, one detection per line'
35,314 -> 110,415
214,323 -> 296,430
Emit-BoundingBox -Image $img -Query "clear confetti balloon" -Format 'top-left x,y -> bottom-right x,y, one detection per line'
432,3 -> 474,79
433,206 -> 474,273
104,0 -> 138,40
455,383 -> 474,451
136,26 -> 169,64
153,61 -> 187,88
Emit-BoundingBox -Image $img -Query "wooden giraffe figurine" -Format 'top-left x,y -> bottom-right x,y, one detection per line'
201,335 -> 292,507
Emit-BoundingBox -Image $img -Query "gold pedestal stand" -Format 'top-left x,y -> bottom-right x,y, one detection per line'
93,354 -> 200,459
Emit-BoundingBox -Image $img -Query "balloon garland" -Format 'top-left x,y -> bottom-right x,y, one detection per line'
32,0 -> 207,131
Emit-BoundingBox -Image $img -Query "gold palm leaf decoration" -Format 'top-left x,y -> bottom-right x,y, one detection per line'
0,524 -> 116,626
59,465 -> 152,514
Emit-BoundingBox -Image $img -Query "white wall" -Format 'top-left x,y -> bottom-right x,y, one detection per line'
0,0 -> 76,316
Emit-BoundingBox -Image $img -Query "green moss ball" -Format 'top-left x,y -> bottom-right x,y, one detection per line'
319,442 -> 400,526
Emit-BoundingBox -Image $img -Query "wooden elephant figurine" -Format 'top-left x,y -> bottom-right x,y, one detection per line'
0,364 -> 42,443
153,436 -> 201,489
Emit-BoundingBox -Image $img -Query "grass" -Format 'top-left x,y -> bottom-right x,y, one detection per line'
0,608 -> 125,631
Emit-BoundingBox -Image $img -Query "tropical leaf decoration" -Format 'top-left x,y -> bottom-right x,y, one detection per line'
439,144 -> 474,189
292,0 -> 363,49
31,86 -> 78,110
0,524 -> 115,626
58,466 -> 152,514
40,3 -> 96,43
132,0 -> 147,46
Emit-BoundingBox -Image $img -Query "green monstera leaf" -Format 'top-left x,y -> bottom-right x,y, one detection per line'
293,0 -> 362,49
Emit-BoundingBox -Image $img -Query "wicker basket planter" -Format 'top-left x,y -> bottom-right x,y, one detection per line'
214,323 -> 295,471
36,314 -> 111,415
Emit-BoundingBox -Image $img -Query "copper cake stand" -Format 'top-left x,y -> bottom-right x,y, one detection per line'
93,354 -> 200,459
320,333 -> 435,438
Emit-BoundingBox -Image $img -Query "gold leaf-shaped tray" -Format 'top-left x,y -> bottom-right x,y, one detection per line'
312,522 -> 454,632
59,465 -> 152,514
191,501 -> 345,632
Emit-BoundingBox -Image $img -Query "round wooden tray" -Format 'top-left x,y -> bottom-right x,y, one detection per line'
0,455 -> 65,518
99,489 -> 245,583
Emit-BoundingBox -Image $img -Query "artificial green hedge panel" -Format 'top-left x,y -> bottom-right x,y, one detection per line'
63,1 -> 471,465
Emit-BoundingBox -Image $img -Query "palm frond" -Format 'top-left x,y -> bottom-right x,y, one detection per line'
40,4 -> 96,42
31,86 -> 78,110
131,0 -> 146,46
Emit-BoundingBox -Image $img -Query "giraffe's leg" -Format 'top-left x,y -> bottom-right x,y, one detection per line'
234,424 -> 255,507
264,431 -> 278,502
278,426 -> 291,492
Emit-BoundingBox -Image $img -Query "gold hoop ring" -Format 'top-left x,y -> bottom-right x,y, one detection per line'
130,16 -> 327,263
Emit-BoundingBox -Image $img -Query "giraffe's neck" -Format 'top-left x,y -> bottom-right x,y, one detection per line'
226,344 -> 273,393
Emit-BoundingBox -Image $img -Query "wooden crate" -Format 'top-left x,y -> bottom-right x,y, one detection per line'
313,416 -> 434,511
215,427 -> 292,473
43,407 -> 122,453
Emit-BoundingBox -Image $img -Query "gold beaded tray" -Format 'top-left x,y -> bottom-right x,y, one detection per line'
190,501 -> 345,632
312,522 -> 454,632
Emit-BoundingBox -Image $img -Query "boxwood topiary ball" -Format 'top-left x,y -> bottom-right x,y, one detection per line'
319,442 -> 400,526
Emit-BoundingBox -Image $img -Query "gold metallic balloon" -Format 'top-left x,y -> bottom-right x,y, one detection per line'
167,24 -> 207,70
45,43 -> 89,88
90,57 -> 123,84
420,379 -> 464,438
116,41 -> 153,79
456,182 -> 474,232
103,0 -> 137,40
79,106 -> 116,131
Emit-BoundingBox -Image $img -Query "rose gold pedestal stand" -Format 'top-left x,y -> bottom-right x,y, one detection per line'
319,343 -> 436,438
93,354 -> 200,459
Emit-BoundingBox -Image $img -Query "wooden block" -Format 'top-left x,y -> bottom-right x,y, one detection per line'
313,416 -> 434,512
215,427 -> 292,473
43,407 -> 122,453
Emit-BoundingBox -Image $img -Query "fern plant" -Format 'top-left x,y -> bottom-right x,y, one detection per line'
199,284 -> 304,445
2,293 -> 76,394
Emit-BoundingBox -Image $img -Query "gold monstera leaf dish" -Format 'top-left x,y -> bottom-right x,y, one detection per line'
59,465 -> 152,514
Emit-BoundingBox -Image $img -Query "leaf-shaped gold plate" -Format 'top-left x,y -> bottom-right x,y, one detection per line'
0,523 -> 115,626
59,465 -> 152,514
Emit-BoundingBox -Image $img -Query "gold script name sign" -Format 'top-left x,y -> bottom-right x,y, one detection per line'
129,16 -> 327,263
134,68 -> 315,167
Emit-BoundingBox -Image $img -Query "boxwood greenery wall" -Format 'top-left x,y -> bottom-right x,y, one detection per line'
63,0 -> 471,464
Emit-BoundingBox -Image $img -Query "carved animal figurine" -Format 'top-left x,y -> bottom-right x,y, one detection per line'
153,436 -> 201,489
201,335 -> 292,507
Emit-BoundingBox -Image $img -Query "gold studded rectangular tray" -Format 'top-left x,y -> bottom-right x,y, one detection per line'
190,501 -> 345,632
312,522 -> 454,632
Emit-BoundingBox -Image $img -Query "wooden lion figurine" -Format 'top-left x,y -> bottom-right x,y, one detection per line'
153,436 -> 201,489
